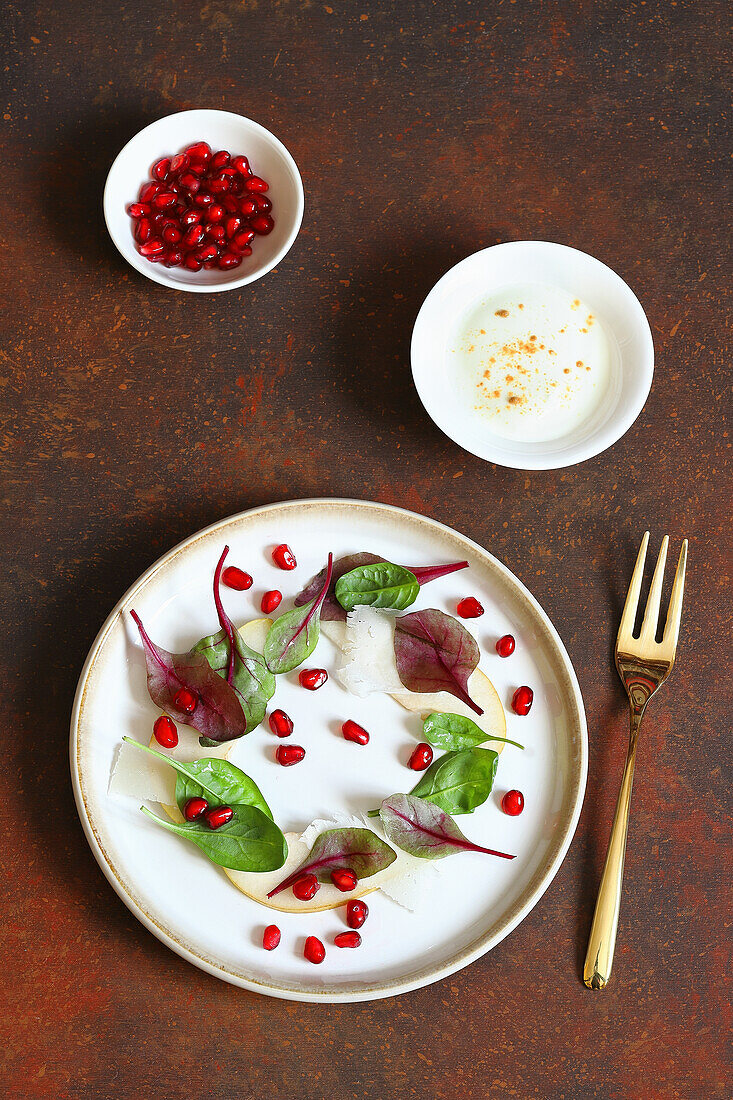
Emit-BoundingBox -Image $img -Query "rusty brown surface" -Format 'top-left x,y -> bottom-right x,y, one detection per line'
1,1 -> 730,1097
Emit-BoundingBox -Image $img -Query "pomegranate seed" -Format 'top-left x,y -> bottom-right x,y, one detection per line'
222,195 -> 239,213
152,191 -> 176,210
304,936 -> 325,964
276,744 -> 305,766
261,589 -> 282,614
231,155 -> 251,176
272,544 -> 297,570
502,789 -> 525,816
512,685 -> 534,715
206,203 -> 225,223
233,229 -> 255,250
457,596 -> 484,618
245,175 -> 269,192
165,249 -> 184,267
179,171 -> 201,193
180,208 -> 202,227
139,238 -> 164,256
153,715 -> 178,748
262,924 -> 281,950
128,202 -> 150,217
211,149 -> 231,169
239,246 -> 253,257
346,899 -> 368,928
496,633 -> 516,657
196,244 -> 218,263
239,197 -> 257,217
185,141 -> 212,163
182,225 -> 205,249
218,252 -> 242,269
205,224 -> 226,245
225,215 -> 242,238
135,217 -> 152,243
292,874 -> 319,901
162,224 -> 182,244
169,152 -> 189,173
342,719 -> 369,746
334,931 -> 362,949
251,213 -> 274,235
183,796 -> 208,821
299,668 -> 328,691
222,565 -> 252,590
173,687 -> 197,714
269,709 -> 294,737
184,254 -> 202,271
152,157 -> 171,180
254,195 -> 273,214
204,805 -> 233,829
194,191 -> 213,207
331,869 -> 358,892
408,743 -> 433,770
139,181 -> 162,203
209,177 -> 230,194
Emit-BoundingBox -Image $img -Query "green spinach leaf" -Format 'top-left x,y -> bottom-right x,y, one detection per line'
408,747 -> 499,814
141,803 -> 287,872
423,712 -> 524,751
335,561 -> 420,612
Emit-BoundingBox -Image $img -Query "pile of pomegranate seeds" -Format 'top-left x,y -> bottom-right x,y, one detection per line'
127,141 -> 274,272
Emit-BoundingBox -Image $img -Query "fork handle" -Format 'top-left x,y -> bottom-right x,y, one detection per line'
583,716 -> 641,989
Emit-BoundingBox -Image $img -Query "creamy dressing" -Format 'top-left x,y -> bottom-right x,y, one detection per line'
450,284 -> 613,442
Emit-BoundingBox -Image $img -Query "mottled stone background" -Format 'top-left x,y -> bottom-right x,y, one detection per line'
1,1 -> 730,1097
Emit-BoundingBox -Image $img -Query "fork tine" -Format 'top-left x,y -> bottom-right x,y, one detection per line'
618,531 -> 649,640
640,535 -> 669,643
662,539 -> 688,654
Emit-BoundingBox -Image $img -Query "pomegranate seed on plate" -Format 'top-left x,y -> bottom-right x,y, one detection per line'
457,596 -> 484,618
211,149 -> 231,169
346,899 -> 368,928
218,252 -> 242,269
135,217 -> 151,243
169,152 -> 189,173
152,157 -> 171,180
239,197 -> 257,217
222,565 -> 252,590
272,544 -> 297,570
139,181 -> 162,203
139,238 -> 164,256
299,668 -> 328,691
292,874 -> 319,901
153,715 -> 178,748
331,869 -> 358,892
262,924 -> 281,951
269,709 -> 294,737
184,255 -> 202,271
245,175 -> 269,192
128,202 -> 150,218
206,225 -> 226,245
254,195 -> 272,214
501,789 -> 525,816
209,177 -> 230,194
205,203 -> 225,223
276,744 -> 305,766
164,249 -> 184,267
251,214 -> 274,235
334,931 -> 361,949
184,140 -> 212,163
162,224 -> 182,244
173,687 -> 197,713
231,154 -> 251,175
233,229 -> 255,250
182,225 -> 205,249
193,191 -> 213,207
180,208 -> 202,227
261,589 -> 282,614
178,171 -> 200,193
196,244 -> 218,263
152,191 -> 176,209
225,215 -> 242,238
183,796 -> 208,821
304,936 -> 325,964
204,805 -> 234,829
496,634 -> 516,657
512,685 -> 534,715
408,743 -> 433,770
342,719 -> 369,745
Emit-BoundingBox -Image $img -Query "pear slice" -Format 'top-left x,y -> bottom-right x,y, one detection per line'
223,832 -> 396,912
392,668 -> 508,754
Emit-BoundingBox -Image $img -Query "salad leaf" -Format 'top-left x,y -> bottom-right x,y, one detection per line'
408,747 -> 498,814
264,553 -> 333,674
379,793 -> 515,862
141,803 -> 287,872
130,609 -> 247,743
423,712 -> 524,751
393,608 -> 483,715
122,738 -> 273,818
335,561 -> 420,612
295,553 -> 469,622
193,546 -> 275,734
266,827 -> 396,898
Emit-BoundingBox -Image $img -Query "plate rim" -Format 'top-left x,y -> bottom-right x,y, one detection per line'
70,497 -> 588,1002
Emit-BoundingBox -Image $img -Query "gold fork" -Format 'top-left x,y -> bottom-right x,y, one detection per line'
583,532 -> 688,990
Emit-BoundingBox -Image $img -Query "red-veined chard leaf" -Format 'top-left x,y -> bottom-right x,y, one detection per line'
393,608 -> 483,714
141,803 -> 287,872
408,747 -> 499,814
263,553 -> 333,674
192,546 -> 275,737
295,553 -> 469,622
379,793 -> 515,861
266,827 -> 397,898
130,609 -> 247,743
422,712 -> 524,751
335,561 -> 420,612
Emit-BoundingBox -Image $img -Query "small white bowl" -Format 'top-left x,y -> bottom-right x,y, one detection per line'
411,241 -> 654,470
104,109 -> 304,292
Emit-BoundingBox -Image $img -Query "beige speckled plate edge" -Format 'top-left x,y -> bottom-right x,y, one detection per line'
70,498 -> 587,1002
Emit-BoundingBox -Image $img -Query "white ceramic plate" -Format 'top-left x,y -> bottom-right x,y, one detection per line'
411,241 -> 654,470
71,499 -> 587,1002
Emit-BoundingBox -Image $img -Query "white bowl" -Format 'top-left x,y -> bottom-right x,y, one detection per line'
411,241 -> 654,470
103,109 -> 304,292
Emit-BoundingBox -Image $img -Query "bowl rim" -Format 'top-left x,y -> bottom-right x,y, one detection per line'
103,108 -> 304,293
410,240 -> 655,470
